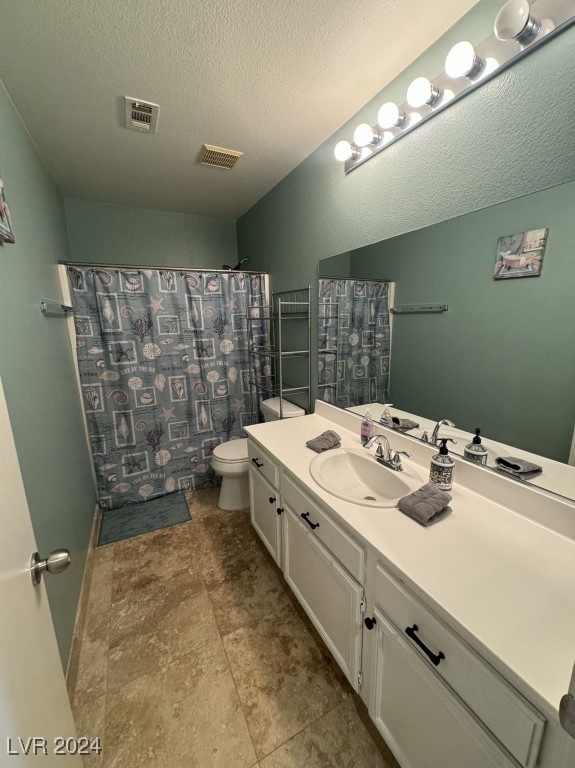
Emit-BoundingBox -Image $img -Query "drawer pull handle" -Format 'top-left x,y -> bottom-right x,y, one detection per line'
301,512 -> 319,530
405,624 -> 445,667
251,458 -> 263,468
277,507 -> 284,515
269,496 -> 276,504
364,617 -> 377,630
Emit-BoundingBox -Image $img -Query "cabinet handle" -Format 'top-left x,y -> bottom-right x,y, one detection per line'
405,624 -> 445,667
276,507 -> 284,515
364,617 -> 377,630
269,496 -> 276,504
301,512 -> 319,530
251,458 -> 263,468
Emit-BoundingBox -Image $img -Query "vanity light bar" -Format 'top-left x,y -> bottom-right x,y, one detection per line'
391,304 -> 449,314
336,0 -> 575,173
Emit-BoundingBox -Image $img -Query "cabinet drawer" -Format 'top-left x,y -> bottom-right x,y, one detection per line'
374,565 -> 545,768
247,439 -> 279,488
281,473 -> 365,582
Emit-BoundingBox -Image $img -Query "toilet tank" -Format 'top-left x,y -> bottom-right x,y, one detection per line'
261,397 -> 305,422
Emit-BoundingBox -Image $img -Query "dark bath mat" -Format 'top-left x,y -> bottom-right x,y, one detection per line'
97,492 -> 191,546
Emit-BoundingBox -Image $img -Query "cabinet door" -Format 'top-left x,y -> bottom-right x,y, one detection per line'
249,466 -> 282,566
370,609 -> 515,768
283,505 -> 363,691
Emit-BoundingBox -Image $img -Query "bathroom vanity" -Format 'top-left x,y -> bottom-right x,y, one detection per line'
245,400 -> 575,768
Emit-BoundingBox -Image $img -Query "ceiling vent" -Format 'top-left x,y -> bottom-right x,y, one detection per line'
124,97 -> 159,133
199,144 -> 243,170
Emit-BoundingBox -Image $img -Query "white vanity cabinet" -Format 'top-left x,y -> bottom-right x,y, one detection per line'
367,564 -> 546,768
247,440 -> 282,566
281,473 -> 365,691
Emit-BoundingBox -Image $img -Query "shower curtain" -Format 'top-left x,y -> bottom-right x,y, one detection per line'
318,278 -> 391,408
67,266 -> 268,510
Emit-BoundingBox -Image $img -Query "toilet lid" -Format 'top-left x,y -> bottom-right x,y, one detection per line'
212,438 -> 248,463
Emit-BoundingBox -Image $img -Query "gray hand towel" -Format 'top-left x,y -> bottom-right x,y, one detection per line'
398,483 -> 452,526
379,411 -> 419,431
306,430 -> 341,453
495,456 -> 542,479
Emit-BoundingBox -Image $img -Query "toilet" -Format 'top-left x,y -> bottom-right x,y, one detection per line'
211,397 -> 305,510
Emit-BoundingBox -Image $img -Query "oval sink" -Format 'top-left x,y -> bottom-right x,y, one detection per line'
309,448 -> 423,507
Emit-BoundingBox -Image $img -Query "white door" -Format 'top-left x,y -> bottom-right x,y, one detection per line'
0,376 -> 81,765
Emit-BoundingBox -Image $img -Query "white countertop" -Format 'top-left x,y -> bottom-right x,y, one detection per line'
245,406 -> 575,719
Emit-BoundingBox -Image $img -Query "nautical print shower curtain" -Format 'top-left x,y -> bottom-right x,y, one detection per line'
318,278 -> 391,408
68,266 -> 268,510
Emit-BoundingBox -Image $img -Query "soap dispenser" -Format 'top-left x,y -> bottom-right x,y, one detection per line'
430,438 -> 456,490
464,428 -> 488,466
360,410 -> 374,445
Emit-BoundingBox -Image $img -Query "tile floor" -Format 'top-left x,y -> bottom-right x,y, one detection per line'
71,489 -> 398,767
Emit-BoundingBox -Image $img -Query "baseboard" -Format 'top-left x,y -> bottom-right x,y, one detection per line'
65,502 -> 102,703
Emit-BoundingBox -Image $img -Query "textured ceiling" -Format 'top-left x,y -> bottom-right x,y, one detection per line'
0,0 -> 476,219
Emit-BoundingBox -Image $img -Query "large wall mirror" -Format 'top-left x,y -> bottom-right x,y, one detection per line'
317,179 -> 575,502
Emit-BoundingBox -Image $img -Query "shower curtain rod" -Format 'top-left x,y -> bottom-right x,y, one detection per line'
59,260 -> 267,276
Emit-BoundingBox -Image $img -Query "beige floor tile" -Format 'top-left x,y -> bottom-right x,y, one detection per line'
223,603 -> 348,759
108,567 -> 220,689
185,487 -> 223,520
192,509 -> 261,575
205,542 -> 292,635
72,693 -> 106,767
104,640 -> 257,768
111,524 -> 195,601
84,548 -> 115,639
73,549 -> 115,708
73,635 -> 110,711
259,698 -> 388,768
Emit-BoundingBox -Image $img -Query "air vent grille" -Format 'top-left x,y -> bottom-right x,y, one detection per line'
199,144 -> 243,169
124,97 -> 159,133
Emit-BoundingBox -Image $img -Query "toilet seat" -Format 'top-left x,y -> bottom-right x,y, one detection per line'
212,438 -> 248,464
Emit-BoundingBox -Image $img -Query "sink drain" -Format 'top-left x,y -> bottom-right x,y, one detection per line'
364,496 -> 376,501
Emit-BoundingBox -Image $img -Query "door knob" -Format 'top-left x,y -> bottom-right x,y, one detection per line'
30,549 -> 71,586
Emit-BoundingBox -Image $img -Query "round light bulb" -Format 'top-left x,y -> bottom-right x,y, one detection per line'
406,77 -> 440,108
409,112 -> 422,125
494,0 -> 540,42
353,123 -> 377,147
483,57 -> 499,77
445,41 -> 482,79
334,140 -> 354,162
377,102 -> 404,130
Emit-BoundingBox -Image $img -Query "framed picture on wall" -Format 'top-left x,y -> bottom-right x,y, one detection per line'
0,174 -> 15,244
493,228 -> 548,279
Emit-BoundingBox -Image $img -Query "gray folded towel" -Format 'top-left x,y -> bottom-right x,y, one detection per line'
306,430 -> 341,453
379,411 -> 419,432
495,456 -> 542,480
398,483 -> 452,527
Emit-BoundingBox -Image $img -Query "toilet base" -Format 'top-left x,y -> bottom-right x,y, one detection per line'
217,475 -> 250,511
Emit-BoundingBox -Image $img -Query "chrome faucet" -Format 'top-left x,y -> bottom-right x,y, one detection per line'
364,434 -> 411,472
427,419 -> 457,446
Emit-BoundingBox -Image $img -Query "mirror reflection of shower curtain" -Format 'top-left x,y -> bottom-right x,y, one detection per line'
67,266 -> 268,510
318,278 -> 391,408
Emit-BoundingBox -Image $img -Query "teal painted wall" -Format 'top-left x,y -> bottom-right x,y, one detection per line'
0,82 -> 96,666
350,181 -> 575,462
237,3 -> 575,405
65,198 -> 237,269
